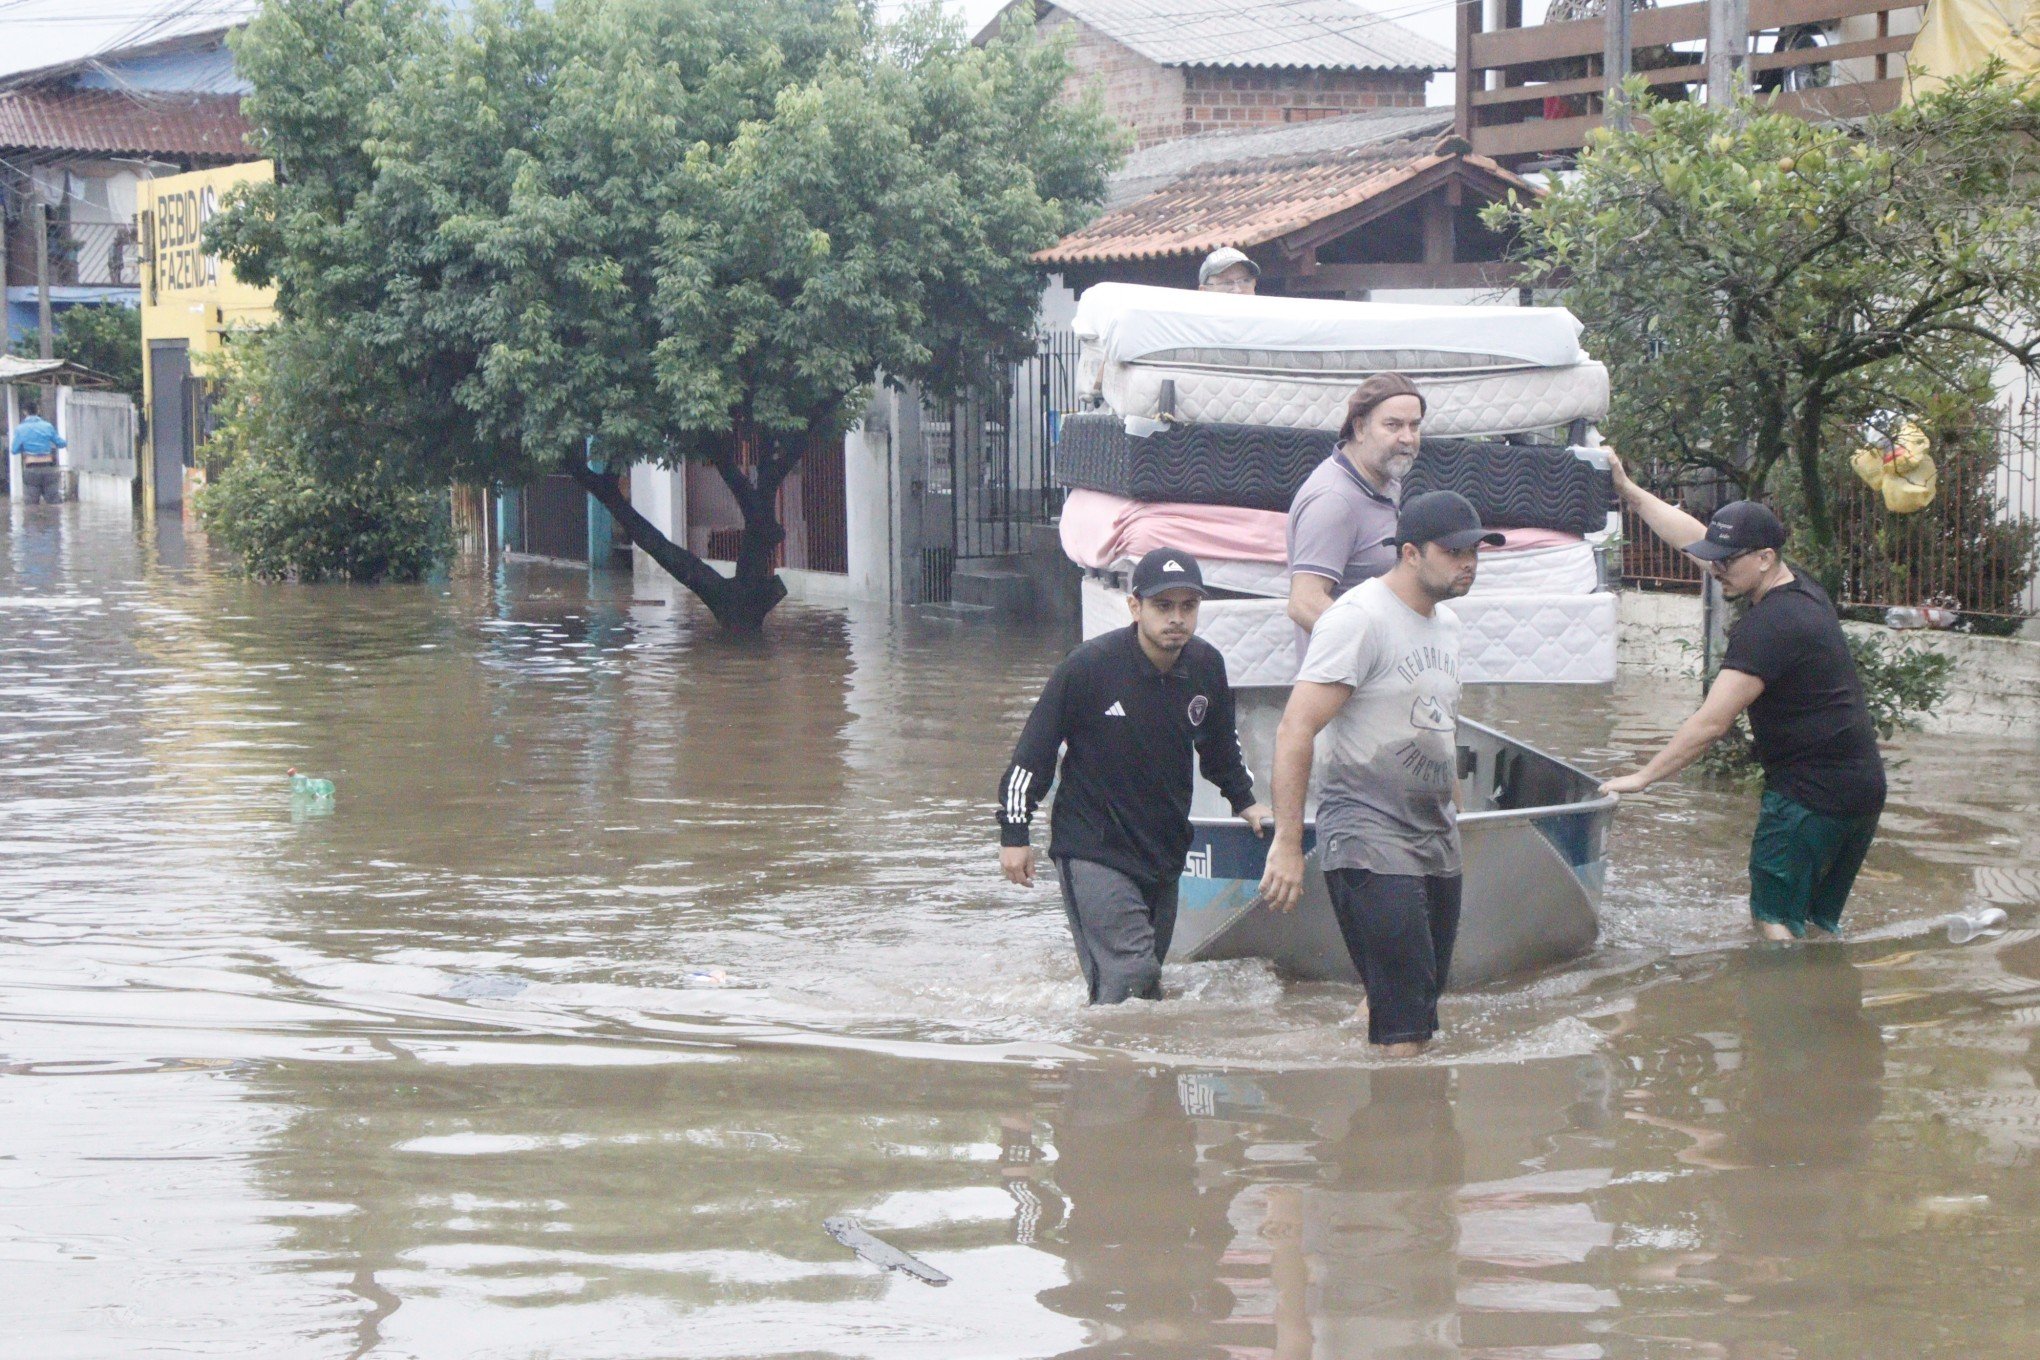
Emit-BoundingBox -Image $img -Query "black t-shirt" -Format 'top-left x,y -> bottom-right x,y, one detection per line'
1719,574 -> 1886,817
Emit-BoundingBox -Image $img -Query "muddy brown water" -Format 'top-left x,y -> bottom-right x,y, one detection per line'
5,501 -> 2040,1358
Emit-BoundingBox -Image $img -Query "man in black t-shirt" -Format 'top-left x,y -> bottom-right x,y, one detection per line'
998,548 -> 1271,1002
1598,458 -> 1886,940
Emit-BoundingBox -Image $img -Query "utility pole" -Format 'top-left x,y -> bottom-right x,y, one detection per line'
32,197 -> 54,360
1602,0 -> 1633,129
1707,0 -> 1750,107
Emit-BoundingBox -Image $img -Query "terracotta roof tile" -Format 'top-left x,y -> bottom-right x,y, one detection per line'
1041,129 -> 1537,265
0,87 -> 251,159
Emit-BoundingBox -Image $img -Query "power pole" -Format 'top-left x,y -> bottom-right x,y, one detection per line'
32,197 -> 54,360
1603,0 -> 1633,129
1707,0 -> 1750,107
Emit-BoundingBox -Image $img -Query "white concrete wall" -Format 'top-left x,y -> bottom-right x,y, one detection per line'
1619,588 -> 2040,737
842,416 -> 894,604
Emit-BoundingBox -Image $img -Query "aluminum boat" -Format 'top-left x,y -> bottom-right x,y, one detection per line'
1172,698 -> 1615,989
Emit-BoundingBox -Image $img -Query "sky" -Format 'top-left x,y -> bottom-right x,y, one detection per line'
1,0 -> 1480,100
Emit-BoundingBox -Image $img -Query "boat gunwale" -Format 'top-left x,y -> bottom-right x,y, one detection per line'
1187,714 -> 1617,834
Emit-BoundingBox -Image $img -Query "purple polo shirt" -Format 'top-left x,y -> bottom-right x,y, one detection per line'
1286,452 -> 1400,660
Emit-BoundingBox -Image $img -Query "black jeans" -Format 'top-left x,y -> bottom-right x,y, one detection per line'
20,465 -> 62,504
1325,869 -> 1462,1045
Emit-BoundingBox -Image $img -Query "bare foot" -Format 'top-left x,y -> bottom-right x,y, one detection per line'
1754,921 -> 1796,942
1380,1040 -> 1427,1058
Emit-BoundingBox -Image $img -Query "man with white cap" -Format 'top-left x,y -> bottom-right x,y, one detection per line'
1198,247 -> 1260,295
998,547 -> 1270,1004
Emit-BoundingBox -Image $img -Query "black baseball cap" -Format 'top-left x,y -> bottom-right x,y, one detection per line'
1395,491 -> 1506,550
1129,547 -> 1207,598
1685,500 -> 1787,561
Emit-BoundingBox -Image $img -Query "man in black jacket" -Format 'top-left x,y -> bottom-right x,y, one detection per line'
999,548 -> 1270,1003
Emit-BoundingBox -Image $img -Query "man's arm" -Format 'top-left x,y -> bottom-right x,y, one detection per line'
1286,572 -> 1337,632
1606,447 -> 1707,554
1257,680 -> 1352,911
1194,670 -> 1271,834
1600,669 -> 1765,795
997,660 -> 1075,887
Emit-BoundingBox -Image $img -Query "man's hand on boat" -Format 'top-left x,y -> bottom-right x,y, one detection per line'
1239,803 -> 1273,837
1599,771 -> 1652,797
1001,845 -> 1036,887
1258,833 -> 1307,913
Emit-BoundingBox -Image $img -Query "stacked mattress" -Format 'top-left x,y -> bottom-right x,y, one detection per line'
1062,285 -> 1620,687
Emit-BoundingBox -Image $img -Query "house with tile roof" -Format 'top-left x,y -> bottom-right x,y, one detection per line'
1,26 -> 255,347
978,0 -> 1450,150
1037,108 -> 1537,302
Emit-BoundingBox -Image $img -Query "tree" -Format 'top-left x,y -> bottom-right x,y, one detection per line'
1486,71 -> 2040,562
9,302 -> 143,395
212,0 -> 1118,628
196,326 -> 451,583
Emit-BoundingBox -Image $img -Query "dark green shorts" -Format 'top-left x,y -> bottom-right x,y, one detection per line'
1748,789 -> 1881,937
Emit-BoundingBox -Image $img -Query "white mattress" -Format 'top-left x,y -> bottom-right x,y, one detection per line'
1107,541 -> 1599,600
1081,579 -> 1617,686
1099,360 -> 1610,438
1072,283 -> 1587,369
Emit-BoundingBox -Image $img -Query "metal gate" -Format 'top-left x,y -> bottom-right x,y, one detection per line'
920,330 -> 1084,601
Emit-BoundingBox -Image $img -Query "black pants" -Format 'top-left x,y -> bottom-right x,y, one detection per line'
1325,869 -> 1462,1045
1053,857 -> 1178,1004
20,465 -> 62,504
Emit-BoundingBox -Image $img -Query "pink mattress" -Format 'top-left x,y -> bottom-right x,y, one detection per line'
1058,489 -> 1582,572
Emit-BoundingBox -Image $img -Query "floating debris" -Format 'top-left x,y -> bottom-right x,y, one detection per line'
1946,907 -> 2010,944
822,1217 -> 950,1287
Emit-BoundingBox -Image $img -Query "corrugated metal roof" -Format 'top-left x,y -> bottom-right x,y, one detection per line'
1042,0 -> 1451,72
1106,106 -> 1451,207
0,87 -> 250,158
1037,122 -> 1532,264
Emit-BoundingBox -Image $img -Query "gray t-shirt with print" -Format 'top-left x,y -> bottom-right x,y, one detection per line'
1296,576 -> 1463,876
1286,453 -> 1400,661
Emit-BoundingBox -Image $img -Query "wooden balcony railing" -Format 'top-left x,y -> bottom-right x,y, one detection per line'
1456,0 -> 1921,165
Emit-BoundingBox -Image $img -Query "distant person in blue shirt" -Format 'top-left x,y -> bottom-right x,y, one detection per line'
10,398 -> 67,504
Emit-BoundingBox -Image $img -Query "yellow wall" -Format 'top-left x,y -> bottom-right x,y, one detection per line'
137,160 -> 277,512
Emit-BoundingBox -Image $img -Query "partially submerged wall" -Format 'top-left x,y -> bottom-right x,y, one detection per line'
1618,589 -> 2040,737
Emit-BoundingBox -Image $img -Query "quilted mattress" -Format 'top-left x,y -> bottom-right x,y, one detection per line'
1098,359 -> 1609,439
1402,439 -> 1615,536
1081,579 -> 1617,686
1106,538 -> 1599,601
1054,412 -> 1335,512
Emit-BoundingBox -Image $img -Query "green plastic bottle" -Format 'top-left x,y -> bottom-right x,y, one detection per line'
288,768 -> 336,799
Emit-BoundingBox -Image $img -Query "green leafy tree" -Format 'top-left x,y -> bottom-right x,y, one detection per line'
212,0 -> 1117,628
196,327 -> 451,583
1487,71 -> 2040,565
9,302 -> 143,395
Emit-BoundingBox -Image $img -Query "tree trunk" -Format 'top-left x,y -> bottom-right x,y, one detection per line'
1792,391 -> 1836,557
561,456 -> 788,631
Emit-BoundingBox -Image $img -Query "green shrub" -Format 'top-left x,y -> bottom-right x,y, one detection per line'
194,328 -> 449,583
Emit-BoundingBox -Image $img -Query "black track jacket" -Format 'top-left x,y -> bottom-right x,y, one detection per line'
998,625 -> 1257,885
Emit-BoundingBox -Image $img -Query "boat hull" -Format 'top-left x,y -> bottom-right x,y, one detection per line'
1170,716 -> 1614,990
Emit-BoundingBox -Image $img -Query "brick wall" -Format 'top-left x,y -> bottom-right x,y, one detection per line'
1048,12 -> 1187,149
1043,12 -> 1431,147
1180,66 -> 1429,135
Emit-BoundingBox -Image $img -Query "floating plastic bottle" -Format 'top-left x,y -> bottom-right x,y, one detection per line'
1945,906 -> 2008,944
1885,606 -> 1926,630
288,768 -> 336,799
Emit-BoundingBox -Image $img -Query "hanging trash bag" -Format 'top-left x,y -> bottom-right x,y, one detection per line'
1850,419 -> 1938,514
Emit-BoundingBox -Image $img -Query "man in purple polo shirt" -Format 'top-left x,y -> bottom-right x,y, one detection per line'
1285,373 -> 1425,660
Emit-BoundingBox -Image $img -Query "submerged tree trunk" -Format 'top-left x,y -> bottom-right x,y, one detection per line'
562,450 -> 792,632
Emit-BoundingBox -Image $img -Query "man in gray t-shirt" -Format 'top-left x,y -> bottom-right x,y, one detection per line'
1261,491 -> 1502,1056
1286,373 -> 1424,661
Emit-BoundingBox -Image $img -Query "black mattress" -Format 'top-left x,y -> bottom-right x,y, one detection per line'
1054,414 -> 1615,535
1053,412 -> 1333,513
1401,439 -> 1615,536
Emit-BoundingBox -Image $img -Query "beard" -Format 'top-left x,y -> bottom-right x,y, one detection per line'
1384,451 -> 1417,482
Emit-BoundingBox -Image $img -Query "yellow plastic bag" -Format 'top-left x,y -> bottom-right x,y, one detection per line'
1886,421 -> 1931,476
1881,451 -> 1937,514
1850,445 -> 1887,490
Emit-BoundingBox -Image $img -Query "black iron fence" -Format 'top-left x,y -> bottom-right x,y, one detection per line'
1622,402 -> 2040,626
919,330 -> 1085,600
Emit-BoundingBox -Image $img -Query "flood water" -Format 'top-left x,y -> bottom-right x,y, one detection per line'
6,499 -> 2040,1358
